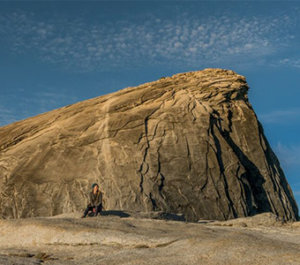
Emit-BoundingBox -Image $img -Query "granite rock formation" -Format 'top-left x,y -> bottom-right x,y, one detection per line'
0,68 -> 298,221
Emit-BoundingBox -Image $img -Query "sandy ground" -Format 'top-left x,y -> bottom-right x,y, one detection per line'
0,212 -> 299,265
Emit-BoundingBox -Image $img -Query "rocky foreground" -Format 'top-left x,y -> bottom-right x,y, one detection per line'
0,212 -> 299,265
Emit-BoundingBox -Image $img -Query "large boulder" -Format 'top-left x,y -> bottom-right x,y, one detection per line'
0,68 -> 298,221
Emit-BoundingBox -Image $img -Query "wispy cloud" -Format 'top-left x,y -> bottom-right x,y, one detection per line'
0,89 -> 78,127
0,106 -> 19,126
275,142 -> 300,167
279,58 -> 300,68
0,9 -> 297,72
258,108 -> 300,124
20,90 -> 78,113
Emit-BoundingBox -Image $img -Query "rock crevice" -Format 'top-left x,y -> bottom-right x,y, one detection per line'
0,68 -> 298,221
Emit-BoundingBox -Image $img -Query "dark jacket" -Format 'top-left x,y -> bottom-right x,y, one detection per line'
88,191 -> 102,207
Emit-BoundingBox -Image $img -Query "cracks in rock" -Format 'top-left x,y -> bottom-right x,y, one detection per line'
236,165 -> 251,216
149,192 -> 158,210
0,136 -> 26,152
148,140 -> 168,212
209,115 -> 238,219
227,109 -> 233,133
185,89 -> 204,123
267,190 -> 279,217
187,100 -> 197,122
108,120 -> 146,139
155,146 -> 165,199
207,142 -> 222,200
138,117 -> 150,193
158,173 -> 165,195
137,103 -> 164,196
156,151 -> 165,198
213,116 -> 273,216
200,141 -> 209,192
257,121 -> 298,220
206,107 -> 289,218
184,136 -> 192,171
152,239 -> 179,248
136,121 -> 160,146
136,91 -> 176,211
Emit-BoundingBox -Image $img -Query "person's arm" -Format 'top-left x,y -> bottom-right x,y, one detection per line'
96,191 -> 102,206
89,192 -> 95,207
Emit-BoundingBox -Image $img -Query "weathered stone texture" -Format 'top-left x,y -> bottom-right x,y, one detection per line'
0,68 -> 298,221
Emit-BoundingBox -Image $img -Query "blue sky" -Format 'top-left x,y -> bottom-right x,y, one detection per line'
0,1 -> 300,209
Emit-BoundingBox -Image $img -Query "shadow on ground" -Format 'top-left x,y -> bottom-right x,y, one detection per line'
100,210 -> 131,218
151,212 -> 186,222
87,210 -> 186,221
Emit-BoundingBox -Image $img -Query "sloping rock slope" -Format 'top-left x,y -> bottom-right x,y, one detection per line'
0,68 -> 298,221
0,213 -> 299,265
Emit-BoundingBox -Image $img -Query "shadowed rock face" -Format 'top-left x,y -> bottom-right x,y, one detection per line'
0,68 -> 298,221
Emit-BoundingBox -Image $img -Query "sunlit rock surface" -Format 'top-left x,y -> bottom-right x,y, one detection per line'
0,213 -> 299,265
0,68 -> 298,221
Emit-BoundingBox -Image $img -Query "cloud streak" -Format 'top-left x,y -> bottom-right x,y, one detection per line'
0,106 -> 19,126
0,89 -> 78,127
275,142 -> 300,168
258,108 -> 300,124
0,9 -> 297,72
279,58 -> 300,68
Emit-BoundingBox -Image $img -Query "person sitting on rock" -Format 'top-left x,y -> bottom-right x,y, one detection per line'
82,183 -> 103,218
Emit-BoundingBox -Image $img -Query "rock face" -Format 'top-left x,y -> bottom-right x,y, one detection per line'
0,68 -> 298,221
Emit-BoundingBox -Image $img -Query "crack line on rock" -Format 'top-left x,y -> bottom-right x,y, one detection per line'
184,136 -> 192,172
137,102 -> 165,195
200,141 -> 209,191
257,122 -> 295,219
138,116 -> 150,193
214,115 -> 274,217
209,114 -> 238,219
